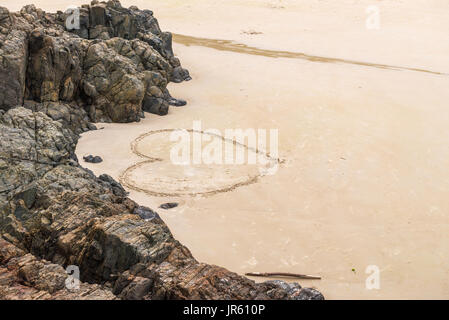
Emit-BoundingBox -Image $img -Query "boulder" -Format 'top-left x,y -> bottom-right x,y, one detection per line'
83,155 -> 103,163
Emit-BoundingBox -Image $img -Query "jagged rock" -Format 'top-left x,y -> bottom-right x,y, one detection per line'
295,287 -> 325,300
0,106 -> 324,300
0,1 -> 189,124
0,107 -> 77,202
159,203 -> 178,210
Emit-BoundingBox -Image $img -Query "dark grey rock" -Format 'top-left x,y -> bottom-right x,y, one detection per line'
87,123 -> 98,130
159,202 -> 178,210
296,288 -> 325,300
11,183 -> 37,209
171,66 -> 192,83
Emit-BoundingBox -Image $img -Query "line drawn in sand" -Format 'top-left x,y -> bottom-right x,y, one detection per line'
173,33 -> 448,76
119,129 -> 282,197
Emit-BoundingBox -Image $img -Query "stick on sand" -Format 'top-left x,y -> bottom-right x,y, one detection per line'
245,272 -> 321,280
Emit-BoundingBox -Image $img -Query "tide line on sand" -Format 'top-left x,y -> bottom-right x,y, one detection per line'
173,33 -> 448,76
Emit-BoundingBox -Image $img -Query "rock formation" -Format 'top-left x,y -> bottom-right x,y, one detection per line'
0,107 -> 324,300
0,0 -> 190,128
0,1 -> 324,300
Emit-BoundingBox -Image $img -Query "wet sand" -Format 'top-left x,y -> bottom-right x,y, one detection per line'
4,0 -> 449,299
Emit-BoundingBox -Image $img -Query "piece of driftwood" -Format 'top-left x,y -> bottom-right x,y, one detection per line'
245,272 -> 321,280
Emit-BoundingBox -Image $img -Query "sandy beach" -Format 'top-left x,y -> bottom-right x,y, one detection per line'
4,0 -> 449,299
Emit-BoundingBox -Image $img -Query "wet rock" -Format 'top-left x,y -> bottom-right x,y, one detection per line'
295,288 -> 325,300
83,155 -> 103,163
159,203 -> 178,210
87,123 -> 97,131
171,66 -> 192,83
0,28 -> 28,111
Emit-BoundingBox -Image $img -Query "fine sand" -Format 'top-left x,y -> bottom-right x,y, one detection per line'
4,0 -> 449,299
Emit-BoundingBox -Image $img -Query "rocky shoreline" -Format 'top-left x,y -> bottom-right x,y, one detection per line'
0,1 -> 323,300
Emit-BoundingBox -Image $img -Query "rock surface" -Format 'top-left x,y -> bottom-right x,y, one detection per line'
0,0 -> 189,125
0,107 -> 324,300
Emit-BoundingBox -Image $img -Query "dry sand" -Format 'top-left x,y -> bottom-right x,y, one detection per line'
4,0 -> 449,299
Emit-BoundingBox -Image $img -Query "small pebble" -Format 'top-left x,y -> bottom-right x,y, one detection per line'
159,202 -> 179,210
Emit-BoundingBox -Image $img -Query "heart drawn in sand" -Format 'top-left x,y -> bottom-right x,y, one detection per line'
119,129 -> 281,197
